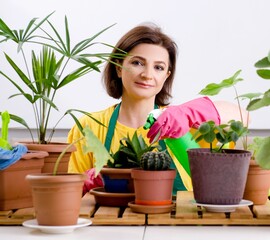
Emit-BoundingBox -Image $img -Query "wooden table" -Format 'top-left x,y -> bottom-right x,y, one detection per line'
1,191 -> 270,226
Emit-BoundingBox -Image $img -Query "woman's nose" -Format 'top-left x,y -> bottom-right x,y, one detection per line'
141,67 -> 153,80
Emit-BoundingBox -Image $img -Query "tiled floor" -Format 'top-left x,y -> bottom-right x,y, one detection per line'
1,225 -> 270,240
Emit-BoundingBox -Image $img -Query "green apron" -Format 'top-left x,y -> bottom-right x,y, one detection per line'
104,103 -> 186,195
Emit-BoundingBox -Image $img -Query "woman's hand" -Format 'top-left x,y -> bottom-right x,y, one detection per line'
147,97 -> 221,143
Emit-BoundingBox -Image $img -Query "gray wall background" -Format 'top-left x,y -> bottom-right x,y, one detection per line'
1,0 -> 270,142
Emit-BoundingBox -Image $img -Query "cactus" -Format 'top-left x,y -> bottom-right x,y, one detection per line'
140,151 -> 171,170
107,131 -> 161,168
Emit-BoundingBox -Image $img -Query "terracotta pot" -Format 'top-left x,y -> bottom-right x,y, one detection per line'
20,142 -> 76,173
0,151 -> 48,210
100,167 -> 134,193
131,169 -> 176,205
244,159 -> 270,205
26,173 -> 86,226
187,148 -> 251,205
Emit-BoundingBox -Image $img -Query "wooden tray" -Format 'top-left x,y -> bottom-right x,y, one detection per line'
1,191 -> 270,226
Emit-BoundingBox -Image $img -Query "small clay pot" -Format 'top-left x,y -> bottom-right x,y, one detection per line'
26,173 -> 86,226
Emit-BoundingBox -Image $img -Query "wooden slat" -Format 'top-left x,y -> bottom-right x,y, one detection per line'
80,193 -> 96,218
253,201 -> 270,219
175,191 -> 199,219
1,191 -> 270,226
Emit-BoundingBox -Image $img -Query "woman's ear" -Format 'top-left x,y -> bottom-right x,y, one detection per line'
116,65 -> 122,78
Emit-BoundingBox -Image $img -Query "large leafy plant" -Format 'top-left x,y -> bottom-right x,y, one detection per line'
244,52 -> 270,169
0,12 -> 124,144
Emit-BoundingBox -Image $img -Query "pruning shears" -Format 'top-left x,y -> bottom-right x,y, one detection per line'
0,111 -> 12,150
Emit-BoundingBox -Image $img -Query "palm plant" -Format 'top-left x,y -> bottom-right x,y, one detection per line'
0,12 -> 125,144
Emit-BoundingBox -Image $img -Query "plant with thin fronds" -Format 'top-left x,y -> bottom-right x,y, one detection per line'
0,12 -> 125,144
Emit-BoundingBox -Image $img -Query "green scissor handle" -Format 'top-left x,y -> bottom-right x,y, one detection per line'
0,111 -> 12,150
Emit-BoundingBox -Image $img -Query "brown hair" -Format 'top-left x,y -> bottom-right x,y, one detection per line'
102,23 -> 178,106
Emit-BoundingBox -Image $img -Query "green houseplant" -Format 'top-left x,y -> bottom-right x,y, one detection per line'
89,131 -> 161,207
198,69 -> 270,204
101,131 -> 159,193
187,120 -> 251,205
0,12 -> 124,173
246,52 -> 270,169
130,149 -> 176,214
26,125 -> 113,226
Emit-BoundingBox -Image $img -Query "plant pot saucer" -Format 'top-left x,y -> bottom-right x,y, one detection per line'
128,201 -> 175,214
191,199 -> 253,213
90,187 -> 135,207
22,218 -> 92,234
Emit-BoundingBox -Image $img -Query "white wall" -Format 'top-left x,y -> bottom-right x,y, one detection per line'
1,0 -> 270,131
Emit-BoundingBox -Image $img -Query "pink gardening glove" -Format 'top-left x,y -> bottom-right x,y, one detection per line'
147,97 -> 220,143
83,168 -> 104,196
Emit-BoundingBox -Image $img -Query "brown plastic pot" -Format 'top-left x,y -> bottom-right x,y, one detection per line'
26,173 -> 86,226
131,169 -> 176,206
187,148 -> 251,205
244,159 -> 270,205
0,150 -> 48,210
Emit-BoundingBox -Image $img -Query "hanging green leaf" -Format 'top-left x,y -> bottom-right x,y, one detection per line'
83,126 -> 113,176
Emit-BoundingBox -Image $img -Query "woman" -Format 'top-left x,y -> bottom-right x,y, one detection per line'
68,23 -> 221,194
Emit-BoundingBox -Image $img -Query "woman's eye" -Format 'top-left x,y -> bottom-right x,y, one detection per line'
131,60 -> 143,66
155,65 -> 165,71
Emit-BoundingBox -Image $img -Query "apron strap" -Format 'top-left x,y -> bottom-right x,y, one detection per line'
104,103 -> 121,151
104,103 -> 165,151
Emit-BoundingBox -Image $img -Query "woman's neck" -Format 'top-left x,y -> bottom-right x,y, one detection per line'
118,99 -> 156,129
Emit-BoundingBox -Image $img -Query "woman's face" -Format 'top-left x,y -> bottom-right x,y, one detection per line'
117,43 -> 171,102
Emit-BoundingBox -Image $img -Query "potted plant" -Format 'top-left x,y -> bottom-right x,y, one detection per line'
102,131 -> 160,193
89,131 -> 160,207
197,69 -> 270,205
129,149 -> 176,214
26,125 -> 113,226
0,111 -> 48,210
0,12 -> 123,173
187,119 -> 251,205
242,52 -> 270,204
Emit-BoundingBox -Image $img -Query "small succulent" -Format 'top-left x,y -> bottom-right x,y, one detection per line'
107,131 -> 161,168
140,151 -> 171,170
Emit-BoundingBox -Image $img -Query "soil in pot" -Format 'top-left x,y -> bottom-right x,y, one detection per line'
26,173 -> 86,226
187,148 -> 251,205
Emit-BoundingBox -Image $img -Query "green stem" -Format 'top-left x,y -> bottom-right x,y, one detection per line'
52,136 -> 84,175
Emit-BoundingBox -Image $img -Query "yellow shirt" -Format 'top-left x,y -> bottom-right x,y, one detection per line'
68,104 -> 193,191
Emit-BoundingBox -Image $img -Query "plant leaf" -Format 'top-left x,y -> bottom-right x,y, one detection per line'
199,70 -> 243,96
247,90 -> 270,111
254,56 -> 270,68
255,137 -> 270,169
83,126 -> 113,176
256,69 -> 270,79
